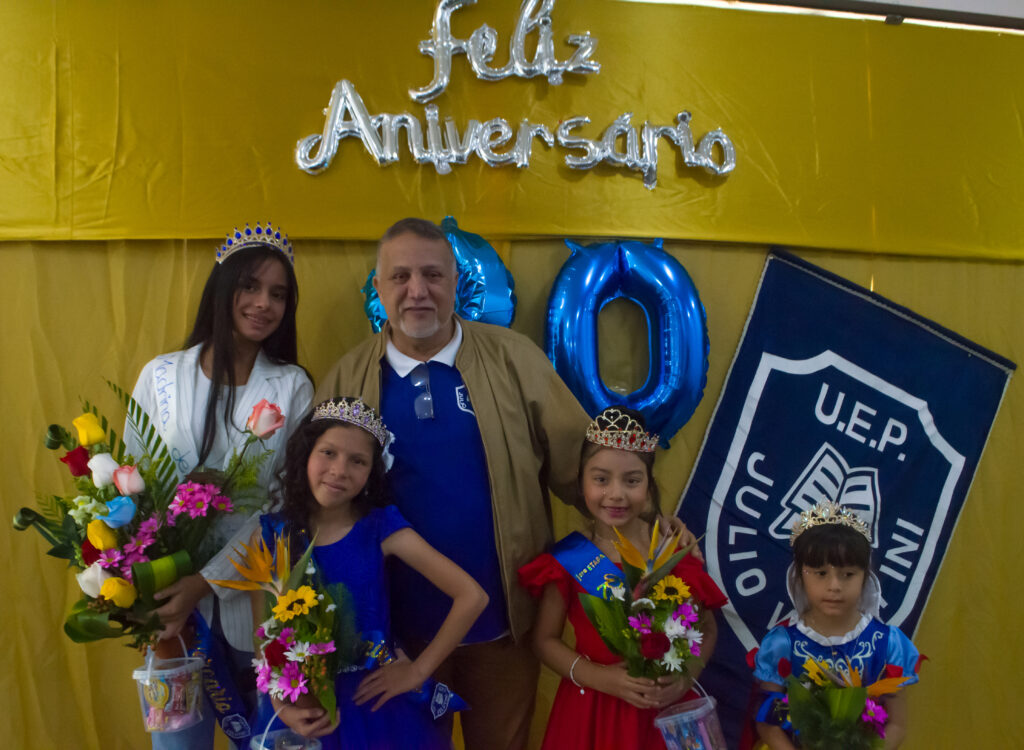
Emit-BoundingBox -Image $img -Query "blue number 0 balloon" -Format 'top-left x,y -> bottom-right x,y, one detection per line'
362,216 -> 517,331
545,239 -> 709,445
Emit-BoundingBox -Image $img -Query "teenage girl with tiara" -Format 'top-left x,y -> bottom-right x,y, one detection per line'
518,407 -> 728,750
753,501 -> 923,749
256,397 -> 488,748
125,223 -> 313,749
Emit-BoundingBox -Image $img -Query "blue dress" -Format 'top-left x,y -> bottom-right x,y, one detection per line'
259,506 -> 451,750
753,613 -> 921,688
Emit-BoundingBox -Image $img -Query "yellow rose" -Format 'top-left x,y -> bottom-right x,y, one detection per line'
86,518 -> 118,550
100,577 -> 138,608
72,413 -> 106,447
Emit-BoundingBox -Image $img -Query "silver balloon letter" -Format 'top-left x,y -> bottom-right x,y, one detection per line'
410,0 -> 476,104
296,80 -> 384,174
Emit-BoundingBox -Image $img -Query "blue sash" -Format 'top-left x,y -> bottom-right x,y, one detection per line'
358,630 -> 468,719
550,532 -> 625,599
191,612 -> 254,746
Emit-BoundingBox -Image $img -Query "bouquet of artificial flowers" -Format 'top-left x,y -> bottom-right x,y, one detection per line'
579,522 -> 703,679
778,657 -> 910,750
14,382 -> 283,649
213,532 -> 357,722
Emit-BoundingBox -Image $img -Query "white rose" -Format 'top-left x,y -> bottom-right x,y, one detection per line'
76,562 -> 112,598
87,453 -> 120,488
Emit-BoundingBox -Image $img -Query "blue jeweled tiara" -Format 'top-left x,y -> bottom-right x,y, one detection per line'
216,222 -> 294,265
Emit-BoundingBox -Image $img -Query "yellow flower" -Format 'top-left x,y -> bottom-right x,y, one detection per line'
272,585 -> 318,622
100,577 -> 138,608
802,658 -> 831,687
72,413 -> 106,447
652,575 -> 691,603
86,518 -> 118,550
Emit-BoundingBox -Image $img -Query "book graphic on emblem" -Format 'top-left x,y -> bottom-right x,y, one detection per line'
768,443 -> 881,546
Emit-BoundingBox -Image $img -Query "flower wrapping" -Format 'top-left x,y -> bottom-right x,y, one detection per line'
578,522 -> 705,679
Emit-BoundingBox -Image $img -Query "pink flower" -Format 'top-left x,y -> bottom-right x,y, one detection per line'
628,612 -> 652,634
138,516 -> 161,535
277,662 -> 308,703
167,494 -> 189,518
309,642 -> 336,655
247,400 -> 286,439
863,698 -> 888,737
98,549 -> 123,569
673,603 -> 698,625
211,493 -> 233,513
280,627 -> 296,644
256,663 -> 273,694
113,465 -> 146,495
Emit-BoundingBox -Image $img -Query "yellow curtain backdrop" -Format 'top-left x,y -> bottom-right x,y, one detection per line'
3,0 -> 1023,748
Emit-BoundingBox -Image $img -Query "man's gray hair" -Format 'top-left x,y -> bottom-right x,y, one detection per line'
375,217 -> 457,275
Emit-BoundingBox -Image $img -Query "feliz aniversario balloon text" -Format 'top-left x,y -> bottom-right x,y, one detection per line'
295,0 -> 736,190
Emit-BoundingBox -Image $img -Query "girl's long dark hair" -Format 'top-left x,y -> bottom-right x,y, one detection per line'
276,405 -> 390,561
792,523 -> 872,571
185,245 -> 300,466
577,406 -> 661,522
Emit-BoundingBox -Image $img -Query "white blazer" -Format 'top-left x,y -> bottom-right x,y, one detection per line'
126,344 -> 313,650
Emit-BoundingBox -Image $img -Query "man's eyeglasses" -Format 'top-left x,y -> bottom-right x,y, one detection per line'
410,363 -> 434,420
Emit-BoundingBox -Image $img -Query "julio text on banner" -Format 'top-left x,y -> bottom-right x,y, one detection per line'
675,250 -> 1015,743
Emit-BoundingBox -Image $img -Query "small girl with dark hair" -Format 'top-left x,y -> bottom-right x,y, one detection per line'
126,223 -> 313,750
753,502 -> 923,749
519,406 -> 726,750
256,397 -> 488,748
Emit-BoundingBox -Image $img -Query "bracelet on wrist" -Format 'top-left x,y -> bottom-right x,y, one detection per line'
569,653 -> 590,695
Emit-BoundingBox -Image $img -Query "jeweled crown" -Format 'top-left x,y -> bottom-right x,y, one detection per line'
790,500 -> 871,545
217,222 -> 294,265
585,407 -> 659,453
311,398 -> 389,447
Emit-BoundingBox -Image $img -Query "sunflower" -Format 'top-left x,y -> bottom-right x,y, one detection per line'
651,575 -> 691,604
272,585 -> 319,622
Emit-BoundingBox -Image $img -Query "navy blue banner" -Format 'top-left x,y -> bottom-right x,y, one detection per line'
676,251 -> 1014,745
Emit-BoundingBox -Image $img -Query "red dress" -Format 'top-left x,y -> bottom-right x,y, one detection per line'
519,547 -> 728,750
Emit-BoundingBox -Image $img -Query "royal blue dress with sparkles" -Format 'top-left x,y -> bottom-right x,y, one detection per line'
260,506 -> 451,750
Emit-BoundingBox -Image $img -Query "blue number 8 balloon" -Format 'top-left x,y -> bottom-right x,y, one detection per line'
545,239 -> 709,445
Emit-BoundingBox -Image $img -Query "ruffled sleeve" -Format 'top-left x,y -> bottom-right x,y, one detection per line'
884,624 -> 922,686
673,554 -> 729,610
518,552 -> 574,604
753,626 -> 793,685
377,504 -> 412,541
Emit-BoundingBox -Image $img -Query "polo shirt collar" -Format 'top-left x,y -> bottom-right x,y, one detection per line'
384,320 -> 462,377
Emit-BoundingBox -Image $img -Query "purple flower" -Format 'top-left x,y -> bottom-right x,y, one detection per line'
256,663 -> 273,694
862,698 -> 888,737
97,549 -> 123,569
628,612 -> 652,634
673,603 -> 698,625
138,516 -> 161,535
309,641 -> 336,655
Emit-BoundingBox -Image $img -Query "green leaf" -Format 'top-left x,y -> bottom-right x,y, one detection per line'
824,684 -> 867,722
64,599 -> 125,643
286,538 -> 319,592
578,593 -> 630,656
107,380 -> 180,504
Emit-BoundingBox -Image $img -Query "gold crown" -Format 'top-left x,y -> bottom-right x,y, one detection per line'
216,222 -> 294,265
790,500 -> 871,545
585,407 -> 659,453
311,398 -> 389,446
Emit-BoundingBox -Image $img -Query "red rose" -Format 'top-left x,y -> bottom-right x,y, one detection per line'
60,446 -> 92,477
263,638 -> 288,667
81,538 -> 101,566
639,631 -> 671,660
